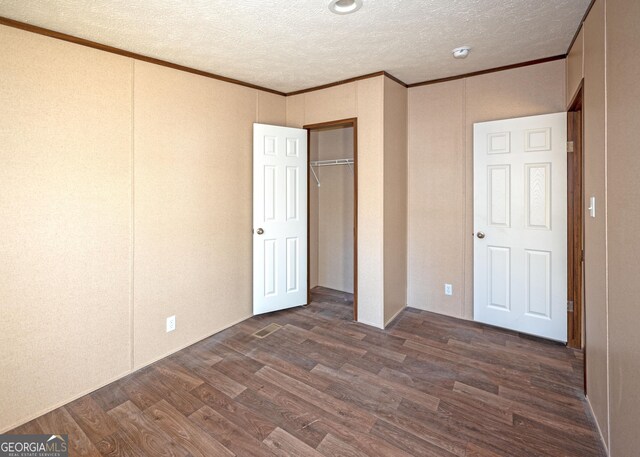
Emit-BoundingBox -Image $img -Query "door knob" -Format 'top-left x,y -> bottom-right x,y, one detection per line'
256,228 -> 264,235
476,231 -> 485,239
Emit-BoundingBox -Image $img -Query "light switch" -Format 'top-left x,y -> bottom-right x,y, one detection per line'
589,196 -> 596,218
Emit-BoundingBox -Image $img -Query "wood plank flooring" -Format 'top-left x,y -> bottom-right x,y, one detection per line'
9,287 -> 606,456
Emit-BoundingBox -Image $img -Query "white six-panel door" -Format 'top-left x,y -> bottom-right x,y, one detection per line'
253,123 -> 308,315
474,113 -> 567,342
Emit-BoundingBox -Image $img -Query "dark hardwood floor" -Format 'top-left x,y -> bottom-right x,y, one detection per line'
9,287 -> 605,456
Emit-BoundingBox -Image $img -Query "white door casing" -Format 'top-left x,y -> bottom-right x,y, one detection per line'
473,113 -> 567,342
253,123 -> 308,315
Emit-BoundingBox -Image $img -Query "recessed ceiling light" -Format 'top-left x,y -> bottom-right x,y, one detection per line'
328,0 -> 363,15
452,46 -> 471,59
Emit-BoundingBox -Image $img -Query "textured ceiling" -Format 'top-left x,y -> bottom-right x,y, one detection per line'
0,0 -> 590,93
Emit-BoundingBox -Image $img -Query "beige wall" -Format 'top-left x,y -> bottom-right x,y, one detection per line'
133,61 -> 276,368
407,79 -> 466,317
309,127 -> 355,293
0,25 -> 285,432
567,26 -> 584,105
581,0 -> 609,446
408,60 -> 566,318
606,0 -> 640,454
567,1 -> 640,453
0,26 -> 133,432
383,78 -> 408,324
286,78 -> 386,327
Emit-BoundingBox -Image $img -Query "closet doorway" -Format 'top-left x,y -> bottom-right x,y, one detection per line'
304,119 -> 358,320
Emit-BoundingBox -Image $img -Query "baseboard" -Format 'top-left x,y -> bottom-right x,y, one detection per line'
586,395 -> 609,455
1,313 -> 252,433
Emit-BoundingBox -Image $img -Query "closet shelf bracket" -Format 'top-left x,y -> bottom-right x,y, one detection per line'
309,158 -> 355,187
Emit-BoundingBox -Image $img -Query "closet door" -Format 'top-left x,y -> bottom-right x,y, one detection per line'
253,123 -> 308,315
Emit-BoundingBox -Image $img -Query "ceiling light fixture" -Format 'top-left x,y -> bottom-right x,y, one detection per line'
452,46 -> 471,59
328,0 -> 363,15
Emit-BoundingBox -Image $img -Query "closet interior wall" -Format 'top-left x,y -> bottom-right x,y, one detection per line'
309,126 -> 355,293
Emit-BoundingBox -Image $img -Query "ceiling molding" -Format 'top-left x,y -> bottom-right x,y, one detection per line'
1,15 -> 568,98
0,16 -> 409,97
407,54 -> 566,88
381,72 -> 409,88
0,16 -> 287,96
286,71 -> 408,97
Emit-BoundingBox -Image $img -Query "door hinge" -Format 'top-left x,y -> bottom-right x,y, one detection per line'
567,300 -> 575,312
582,249 -> 585,262
567,141 -> 574,153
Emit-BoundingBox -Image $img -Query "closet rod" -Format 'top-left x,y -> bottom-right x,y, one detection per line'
309,158 -> 354,187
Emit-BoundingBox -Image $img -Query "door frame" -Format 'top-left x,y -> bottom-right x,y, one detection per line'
303,118 -> 358,320
567,83 -> 584,353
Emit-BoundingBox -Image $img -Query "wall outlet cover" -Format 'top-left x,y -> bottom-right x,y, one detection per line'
445,284 -> 453,296
166,315 -> 176,333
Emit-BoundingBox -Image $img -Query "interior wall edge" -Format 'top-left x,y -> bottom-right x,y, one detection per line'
129,58 -> 136,373
566,26 -> 584,107
604,139 -> 611,450
602,0 -> 610,449
382,75 -> 409,325
405,74 -> 413,310
567,0 -> 598,54
567,78 -> 585,111
461,78 -> 469,319
355,318 -> 385,330
378,75 -> 386,328
384,304 -> 407,327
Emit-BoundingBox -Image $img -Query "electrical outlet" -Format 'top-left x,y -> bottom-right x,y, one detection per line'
166,315 -> 176,333
444,284 -> 453,296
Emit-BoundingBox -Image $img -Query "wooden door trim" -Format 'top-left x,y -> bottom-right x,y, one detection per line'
304,118 -> 358,320
567,82 -> 584,358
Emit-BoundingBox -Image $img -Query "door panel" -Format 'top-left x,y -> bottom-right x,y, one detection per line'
474,113 -> 567,342
488,246 -> 511,310
525,163 -> 552,230
525,249 -> 552,318
488,165 -> 511,227
253,123 -> 307,315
